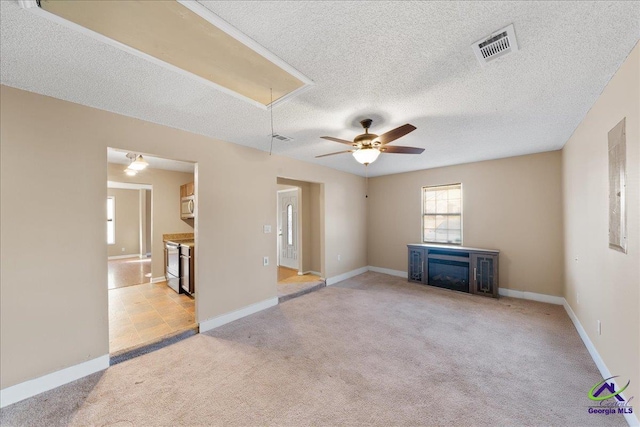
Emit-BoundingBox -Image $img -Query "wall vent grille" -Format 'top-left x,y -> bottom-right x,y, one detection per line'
271,134 -> 293,142
472,24 -> 518,66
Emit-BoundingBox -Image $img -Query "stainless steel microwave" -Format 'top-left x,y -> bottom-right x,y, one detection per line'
181,196 -> 195,219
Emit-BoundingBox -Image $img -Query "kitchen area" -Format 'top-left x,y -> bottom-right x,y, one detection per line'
164,182 -> 196,296
107,150 -> 198,357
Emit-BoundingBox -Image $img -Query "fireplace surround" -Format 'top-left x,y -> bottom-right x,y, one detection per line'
407,244 -> 499,298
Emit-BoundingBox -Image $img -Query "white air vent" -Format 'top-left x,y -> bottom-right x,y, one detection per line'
472,24 -> 518,66
270,134 -> 294,142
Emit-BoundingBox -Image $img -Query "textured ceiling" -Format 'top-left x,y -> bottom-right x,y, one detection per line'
1,1 -> 639,177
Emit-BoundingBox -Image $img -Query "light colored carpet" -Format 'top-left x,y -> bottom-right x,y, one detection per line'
0,272 -> 624,426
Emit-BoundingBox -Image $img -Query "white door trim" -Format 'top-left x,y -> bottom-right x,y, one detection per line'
277,189 -> 300,271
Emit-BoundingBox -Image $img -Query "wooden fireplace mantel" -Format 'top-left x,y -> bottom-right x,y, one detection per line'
407,244 -> 499,298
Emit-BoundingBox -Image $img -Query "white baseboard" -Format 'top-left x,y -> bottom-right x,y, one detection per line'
199,297 -> 279,333
366,268 -> 564,305
298,271 -> 322,276
0,355 -> 109,408
563,300 -> 639,426
368,266 -> 407,278
107,254 -> 141,260
326,266 -> 369,286
498,288 -> 564,305
151,277 -> 166,284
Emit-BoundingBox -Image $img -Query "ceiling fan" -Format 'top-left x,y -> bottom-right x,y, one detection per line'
316,119 -> 424,165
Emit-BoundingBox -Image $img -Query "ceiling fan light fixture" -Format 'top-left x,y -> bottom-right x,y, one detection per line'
353,147 -> 380,165
128,155 -> 149,171
124,152 -> 148,175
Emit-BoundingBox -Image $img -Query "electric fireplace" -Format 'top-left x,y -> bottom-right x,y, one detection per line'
428,258 -> 469,293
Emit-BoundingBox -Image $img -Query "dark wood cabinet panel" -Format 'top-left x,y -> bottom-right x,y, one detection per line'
408,247 -> 426,283
407,244 -> 499,298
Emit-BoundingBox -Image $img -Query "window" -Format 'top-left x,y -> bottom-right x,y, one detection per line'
423,184 -> 462,244
286,204 -> 293,245
107,196 -> 115,245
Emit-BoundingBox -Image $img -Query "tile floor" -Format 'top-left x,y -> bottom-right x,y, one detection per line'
277,266 -> 322,284
277,266 -> 325,300
109,281 -> 196,354
107,257 -> 152,290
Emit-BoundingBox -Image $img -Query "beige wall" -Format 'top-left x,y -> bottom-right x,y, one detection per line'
368,151 -> 564,296
107,188 -> 140,257
107,164 -> 194,279
138,189 -> 150,257
308,183 -> 322,274
562,43 -> 639,403
0,85 -> 367,389
145,189 -> 152,254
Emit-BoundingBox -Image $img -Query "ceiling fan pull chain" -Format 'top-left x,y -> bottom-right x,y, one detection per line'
365,164 -> 369,199
269,87 -> 274,156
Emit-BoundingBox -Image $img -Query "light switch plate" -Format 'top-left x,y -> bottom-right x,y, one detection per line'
263,225 -> 271,233
263,256 -> 269,266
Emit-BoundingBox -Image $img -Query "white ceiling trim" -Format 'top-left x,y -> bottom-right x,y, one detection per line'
20,0 -> 314,110
107,181 -> 152,190
176,0 -> 314,109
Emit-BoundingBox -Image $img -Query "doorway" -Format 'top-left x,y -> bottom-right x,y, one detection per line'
277,188 -> 299,272
106,148 -> 198,358
107,183 -> 152,290
276,178 -> 325,302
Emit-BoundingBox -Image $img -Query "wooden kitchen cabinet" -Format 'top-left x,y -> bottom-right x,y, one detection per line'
180,182 -> 196,219
180,182 -> 195,197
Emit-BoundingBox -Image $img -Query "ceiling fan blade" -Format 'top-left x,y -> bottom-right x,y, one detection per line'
380,145 -> 424,154
315,150 -> 354,158
375,124 -> 417,145
320,136 -> 355,145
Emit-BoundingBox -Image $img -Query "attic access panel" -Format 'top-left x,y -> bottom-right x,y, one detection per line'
36,0 -> 312,108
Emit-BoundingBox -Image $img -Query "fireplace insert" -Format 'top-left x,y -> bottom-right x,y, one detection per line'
428,258 -> 469,293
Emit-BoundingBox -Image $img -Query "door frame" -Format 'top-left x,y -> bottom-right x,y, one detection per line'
277,188 -> 301,272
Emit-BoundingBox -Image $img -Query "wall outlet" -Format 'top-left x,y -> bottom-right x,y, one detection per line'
263,256 -> 269,266
576,292 -> 580,305
597,320 -> 602,335
121,248 -> 125,252
337,254 -> 341,262
263,225 -> 271,233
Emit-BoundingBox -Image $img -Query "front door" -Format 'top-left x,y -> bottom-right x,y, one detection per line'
278,189 -> 299,270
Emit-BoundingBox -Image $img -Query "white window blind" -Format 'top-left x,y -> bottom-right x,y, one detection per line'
422,184 -> 462,244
